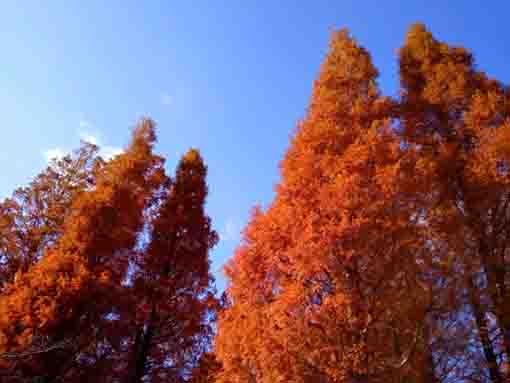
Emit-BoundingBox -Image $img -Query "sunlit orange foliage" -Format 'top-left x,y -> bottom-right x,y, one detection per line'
0,119 -> 166,378
0,142 -> 101,290
215,30 -> 432,383
0,23 -> 508,383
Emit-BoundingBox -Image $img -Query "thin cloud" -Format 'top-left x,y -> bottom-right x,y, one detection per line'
79,131 -> 99,146
220,217 -> 242,242
42,148 -> 65,162
161,93 -> 173,106
79,120 -> 94,129
79,129 -> 122,160
101,145 -> 123,159
42,123 -> 123,163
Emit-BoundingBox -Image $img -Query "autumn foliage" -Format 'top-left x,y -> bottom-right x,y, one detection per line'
127,148 -> 218,382
0,119 -> 217,382
215,25 -> 510,383
1,23 -> 509,383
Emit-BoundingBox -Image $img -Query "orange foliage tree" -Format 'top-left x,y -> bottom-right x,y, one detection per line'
215,24 -> 510,383
0,119 -> 219,382
215,30 -> 434,383
1,23 -> 509,383
399,24 -> 510,382
0,141 -> 102,290
126,149 -> 218,382
0,119 -> 166,381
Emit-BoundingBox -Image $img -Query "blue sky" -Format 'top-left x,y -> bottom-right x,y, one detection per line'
1,1 -> 509,292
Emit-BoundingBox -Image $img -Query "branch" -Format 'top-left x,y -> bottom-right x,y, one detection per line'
0,338 -> 73,359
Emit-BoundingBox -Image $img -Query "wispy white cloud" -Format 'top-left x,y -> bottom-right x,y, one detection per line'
42,148 -> 65,162
79,120 -> 94,130
79,128 -> 122,160
161,92 -> 173,106
101,145 -> 123,159
79,131 -> 99,146
42,122 -> 123,163
220,217 -> 242,242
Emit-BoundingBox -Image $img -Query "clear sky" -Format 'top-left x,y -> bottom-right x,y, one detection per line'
1,1 -> 509,292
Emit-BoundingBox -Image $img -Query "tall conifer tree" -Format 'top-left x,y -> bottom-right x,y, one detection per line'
399,24 -> 510,382
215,30 -> 431,383
128,149 -> 218,382
0,119 -> 166,381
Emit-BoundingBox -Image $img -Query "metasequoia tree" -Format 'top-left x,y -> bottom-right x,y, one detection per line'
127,149 -> 218,382
0,23 -> 508,383
215,30 -> 433,383
0,119 -> 166,380
399,24 -> 510,382
0,142 -> 102,290
0,122 -> 218,382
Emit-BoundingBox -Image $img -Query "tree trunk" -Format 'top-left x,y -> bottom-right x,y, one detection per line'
468,276 -> 502,383
128,304 -> 157,383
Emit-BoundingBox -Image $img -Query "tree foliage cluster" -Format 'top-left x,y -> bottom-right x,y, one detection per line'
214,24 -> 510,383
0,120 -> 218,382
1,24 -> 510,383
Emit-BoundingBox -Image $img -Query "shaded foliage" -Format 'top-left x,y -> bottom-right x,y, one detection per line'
0,120 -> 217,383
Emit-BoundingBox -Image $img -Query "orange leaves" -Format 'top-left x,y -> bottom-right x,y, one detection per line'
0,22 -> 507,382
0,142 -> 101,293
0,125 -> 213,381
216,24 -> 509,383
0,119 -> 166,379
215,27 -> 430,383
124,148 -> 218,381
398,24 -> 510,381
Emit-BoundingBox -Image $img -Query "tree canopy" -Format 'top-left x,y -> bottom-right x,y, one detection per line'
215,24 -> 510,383
0,120 -> 218,382
1,23 -> 509,383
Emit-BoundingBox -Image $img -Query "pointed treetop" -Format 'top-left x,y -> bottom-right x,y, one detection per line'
181,148 -> 202,165
325,28 -> 379,85
279,28 -> 388,198
308,28 -> 380,119
175,148 -> 207,184
0,120 -> 165,354
399,23 -> 476,107
130,118 -> 157,149
403,23 -> 439,60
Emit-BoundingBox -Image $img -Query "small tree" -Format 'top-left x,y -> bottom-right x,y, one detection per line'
0,141 -> 102,290
0,119 -> 166,381
127,149 -> 218,382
